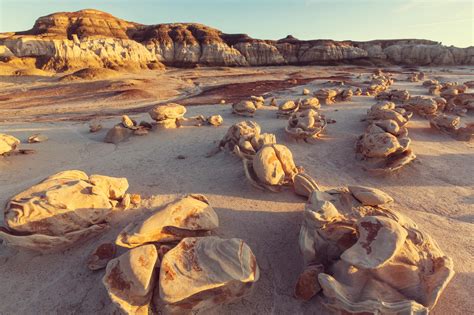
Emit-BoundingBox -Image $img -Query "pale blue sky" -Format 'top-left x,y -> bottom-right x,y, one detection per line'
0,0 -> 472,47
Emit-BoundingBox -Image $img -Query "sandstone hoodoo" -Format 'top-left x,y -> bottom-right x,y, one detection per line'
1,9 -> 473,73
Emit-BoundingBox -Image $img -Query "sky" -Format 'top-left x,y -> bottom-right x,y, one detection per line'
0,0 -> 472,47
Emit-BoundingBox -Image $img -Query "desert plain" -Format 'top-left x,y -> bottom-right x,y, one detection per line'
0,64 -> 473,314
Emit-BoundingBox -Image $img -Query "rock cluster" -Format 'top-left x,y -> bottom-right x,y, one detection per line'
357,102 -> 416,173
102,194 -> 259,314
296,187 -> 454,314
285,109 -> 327,142
213,121 -> 276,159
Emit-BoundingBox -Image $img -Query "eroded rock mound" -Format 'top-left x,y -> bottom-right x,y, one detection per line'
156,236 -> 260,313
285,109 -> 327,142
297,188 -> 454,314
212,121 -> 276,159
0,170 -> 129,252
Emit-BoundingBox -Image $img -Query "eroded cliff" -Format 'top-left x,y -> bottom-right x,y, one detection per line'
0,9 -> 472,71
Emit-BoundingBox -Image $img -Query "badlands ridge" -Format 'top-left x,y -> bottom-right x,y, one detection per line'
0,9 -> 473,72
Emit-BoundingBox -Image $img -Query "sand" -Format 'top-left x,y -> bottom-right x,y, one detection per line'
0,65 -> 473,314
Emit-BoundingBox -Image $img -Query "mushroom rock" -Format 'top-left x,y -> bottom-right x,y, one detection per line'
149,103 -> 186,128
103,244 -> 159,315
0,170 -> 129,252
296,188 -> 454,314
155,236 -> 259,313
116,194 -> 218,248
0,134 -> 20,155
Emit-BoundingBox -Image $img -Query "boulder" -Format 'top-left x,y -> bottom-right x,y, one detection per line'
156,237 -> 259,313
116,194 -> 218,248
0,170 -> 128,252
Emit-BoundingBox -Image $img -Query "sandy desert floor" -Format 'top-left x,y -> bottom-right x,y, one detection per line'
0,65 -> 473,314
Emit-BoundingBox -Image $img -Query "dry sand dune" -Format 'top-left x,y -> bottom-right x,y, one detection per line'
0,65 -> 473,314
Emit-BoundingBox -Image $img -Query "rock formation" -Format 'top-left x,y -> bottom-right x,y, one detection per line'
297,188 -> 454,314
1,9 -> 472,72
0,170 -> 129,252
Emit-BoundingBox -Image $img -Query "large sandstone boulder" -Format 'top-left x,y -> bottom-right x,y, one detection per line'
297,188 -> 454,314
116,194 -> 218,248
0,170 -> 129,252
0,133 -> 20,155
155,236 -> 260,313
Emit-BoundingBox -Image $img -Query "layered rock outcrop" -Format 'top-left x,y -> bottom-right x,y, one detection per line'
0,9 -> 472,71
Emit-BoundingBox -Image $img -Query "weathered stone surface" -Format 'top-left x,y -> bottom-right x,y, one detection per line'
0,170 -> 128,251
116,194 -> 218,248
103,244 -> 158,314
294,264 -> 324,300
298,188 -> 454,314
87,242 -> 116,271
156,237 -> 259,313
